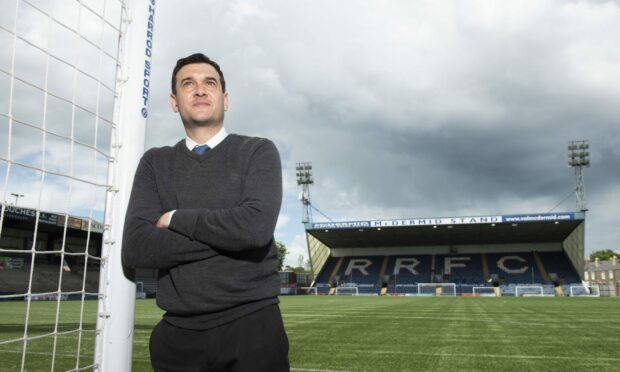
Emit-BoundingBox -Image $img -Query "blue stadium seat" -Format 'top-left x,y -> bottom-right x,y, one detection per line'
311,251 -> 578,296
486,253 -> 543,285
536,251 -> 581,284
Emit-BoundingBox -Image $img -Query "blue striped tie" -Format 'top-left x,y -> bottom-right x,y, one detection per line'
192,144 -> 210,154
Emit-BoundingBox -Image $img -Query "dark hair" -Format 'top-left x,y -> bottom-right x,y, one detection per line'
171,53 -> 226,94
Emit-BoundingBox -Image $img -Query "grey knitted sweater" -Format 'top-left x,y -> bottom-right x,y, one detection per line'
122,134 -> 282,329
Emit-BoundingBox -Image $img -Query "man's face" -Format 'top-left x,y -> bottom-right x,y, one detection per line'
170,63 -> 228,127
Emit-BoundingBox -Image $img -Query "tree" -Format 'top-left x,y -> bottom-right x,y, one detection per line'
283,264 -> 307,273
276,241 -> 288,271
589,249 -> 619,261
283,254 -> 312,273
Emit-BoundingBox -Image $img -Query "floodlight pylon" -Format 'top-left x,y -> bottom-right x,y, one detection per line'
567,140 -> 589,212
296,162 -> 313,223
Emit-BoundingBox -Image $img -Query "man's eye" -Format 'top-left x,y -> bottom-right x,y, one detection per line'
207,80 -> 216,86
182,81 -> 193,87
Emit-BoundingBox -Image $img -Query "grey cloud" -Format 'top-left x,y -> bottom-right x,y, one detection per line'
143,0 -> 620,254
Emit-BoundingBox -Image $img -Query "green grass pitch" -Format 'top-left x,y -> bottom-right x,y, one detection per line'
1,296 -> 619,371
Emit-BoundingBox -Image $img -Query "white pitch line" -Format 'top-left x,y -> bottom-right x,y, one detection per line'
0,349 -> 92,358
291,368 -> 351,372
0,348 -> 152,362
0,349 -> 351,370
341,349 -> 620,362
284,313 -> 546,326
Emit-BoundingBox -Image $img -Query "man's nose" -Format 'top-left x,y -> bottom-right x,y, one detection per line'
194,83 -> 207,96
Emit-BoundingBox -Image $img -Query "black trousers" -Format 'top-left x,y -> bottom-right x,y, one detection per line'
149,304 -> 289,372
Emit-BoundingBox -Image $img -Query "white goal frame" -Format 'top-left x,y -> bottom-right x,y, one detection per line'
473,286 -> 497,297
569,284 -> 600,297
515,285 -> 544,297
334,286 -> 359,296
94,1 -> 156,370
417,283 -> 456,297
0,0 -> 150,371
297,286 -> 318,295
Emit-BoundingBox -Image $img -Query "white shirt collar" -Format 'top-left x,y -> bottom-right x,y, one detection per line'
185,127 -> 228,151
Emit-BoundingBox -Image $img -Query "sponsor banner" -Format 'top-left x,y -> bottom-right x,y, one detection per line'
39,212 -> 59,225
68,217 -> 82,229
312,220 -> 372,229
140,0 -> 156,118
312,215 -> 502,230
57,215 -> 85,230
2,205 -> 37,222
371,216 -> 502,227
57,215 -> 83,230
502,213 -> 577,223
311,212 -> 581,230
81,219 -> 105,234
1,204 -> 103,232
91,221 -> 105,233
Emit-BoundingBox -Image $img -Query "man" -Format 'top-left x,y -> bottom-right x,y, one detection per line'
122,53 -> 289,371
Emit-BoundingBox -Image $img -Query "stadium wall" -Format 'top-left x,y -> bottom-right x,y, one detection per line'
307,233 -> 330,279
563,222 -> 585,280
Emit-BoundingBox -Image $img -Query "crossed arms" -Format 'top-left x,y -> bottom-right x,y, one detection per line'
121,141 -> 282,269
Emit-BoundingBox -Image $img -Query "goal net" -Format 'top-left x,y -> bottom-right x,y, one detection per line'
515,285 -> 544,297
569,284 -> 600,297
296,287 -> 318,295
394,284 -> 418,295
417,283 -> 456,297
0,0 -> 149,370
472,286 -> 497,297
334,286 -> 359,296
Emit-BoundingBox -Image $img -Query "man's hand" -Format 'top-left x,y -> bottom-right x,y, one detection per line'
156,211 -> 173,228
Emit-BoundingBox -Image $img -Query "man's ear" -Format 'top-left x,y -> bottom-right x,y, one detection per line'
170,93 -> 179,113
223,92 -> 229,112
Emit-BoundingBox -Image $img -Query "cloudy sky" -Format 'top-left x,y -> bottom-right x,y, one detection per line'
141,0 -> 620,266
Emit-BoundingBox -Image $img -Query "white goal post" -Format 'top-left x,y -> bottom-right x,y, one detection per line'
296,287 -> 318,295
472,286 -> 497,297
0,0 -> 149,371
417,283 -> 456,296
95,1 -> 155,371
334,286 -> 359,296
515,285 -> 544,297
569,284 -> 600,297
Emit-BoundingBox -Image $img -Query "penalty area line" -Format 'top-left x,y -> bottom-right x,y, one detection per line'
291,368 -> 351,372
351,349 -> 620,362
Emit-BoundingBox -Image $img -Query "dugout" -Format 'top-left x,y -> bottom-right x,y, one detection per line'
305,212 -> 585,289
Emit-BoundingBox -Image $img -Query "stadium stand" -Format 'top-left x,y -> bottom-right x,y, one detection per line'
0,205 -> 104,298
308,249 -> 582,296
0,261 -> 99,296
331,256 -> 383,294
304,212 -> 587,296
386,255 -> 432,294
436,254 -> 485,286
537,251 -> 581,284
486,252 -> 544,285
313,256 -> 339,294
